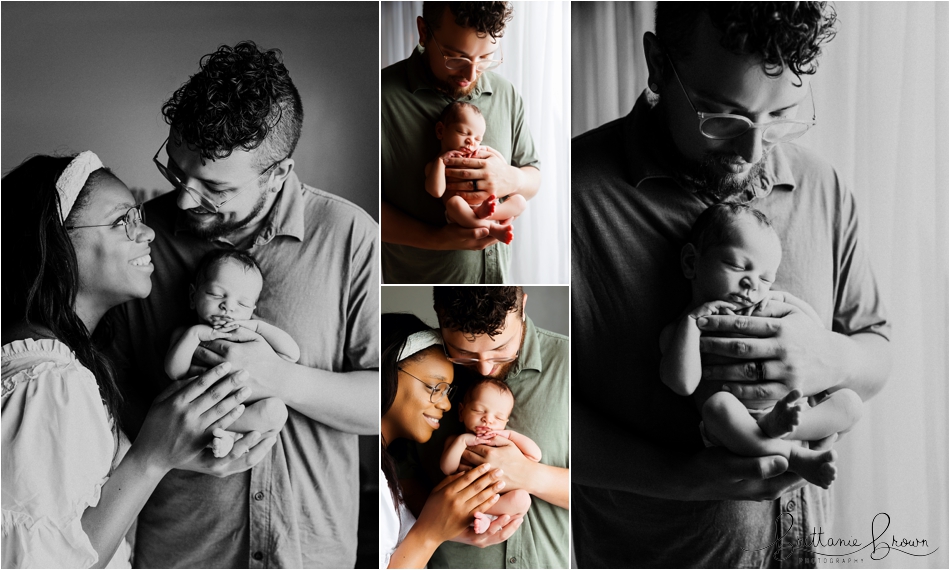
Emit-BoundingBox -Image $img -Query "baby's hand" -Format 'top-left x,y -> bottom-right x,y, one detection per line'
440,149 -> 468,162
209,315 -> 235,329
194,324 -> 232,342
689,300 -> 737,320
226,319 -> 257,332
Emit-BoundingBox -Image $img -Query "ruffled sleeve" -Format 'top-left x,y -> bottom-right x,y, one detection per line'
2,339 -> 117,569
379,468 -> 400,569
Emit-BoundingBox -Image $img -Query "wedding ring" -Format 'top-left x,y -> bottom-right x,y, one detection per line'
755,361 -> 765,381
473,180 -> 479,191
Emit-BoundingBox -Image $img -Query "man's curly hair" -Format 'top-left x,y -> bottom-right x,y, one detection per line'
162,41 -> 303,167
433,286 -> 524,340
423,2 -> 514,41
656,2 -> 838,78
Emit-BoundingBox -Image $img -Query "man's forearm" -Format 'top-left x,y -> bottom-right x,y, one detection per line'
381,200 -> 437,248
834,332 -> 892,400
268,359 -> 378,435
515,165 -> 541,200
527,463 -> 569,509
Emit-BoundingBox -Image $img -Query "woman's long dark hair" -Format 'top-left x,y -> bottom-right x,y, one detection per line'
381,312 -> 437,509
1,155 -> 123,426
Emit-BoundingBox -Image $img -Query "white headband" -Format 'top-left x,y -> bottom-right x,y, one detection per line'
56,151 -> 103,222
397,329 -> 443,361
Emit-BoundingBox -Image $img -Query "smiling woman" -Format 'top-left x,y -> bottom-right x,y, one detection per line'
380,313 -> 512,569
1,153 -> 250,568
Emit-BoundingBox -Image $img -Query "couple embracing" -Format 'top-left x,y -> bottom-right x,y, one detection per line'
2,41 -> 378,568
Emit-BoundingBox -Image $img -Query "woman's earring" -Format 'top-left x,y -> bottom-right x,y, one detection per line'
650,82 -> 659,93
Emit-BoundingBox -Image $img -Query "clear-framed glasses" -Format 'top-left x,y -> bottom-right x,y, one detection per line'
153,137 -> 284,213
66,204 -> 146,241
441,319 -> 524,366
423,19 -> 503,72
399,368 -> 457,403
666,55 -> 816,144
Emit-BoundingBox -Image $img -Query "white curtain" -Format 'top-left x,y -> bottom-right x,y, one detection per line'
572,3 -> 949,568
381,1 -> 571,284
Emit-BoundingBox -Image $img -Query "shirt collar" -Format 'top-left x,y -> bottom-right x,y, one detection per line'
174,170 -> 306,246
508,316 -> 542,378
407,46 -> 495,99
626,89 -> 798,197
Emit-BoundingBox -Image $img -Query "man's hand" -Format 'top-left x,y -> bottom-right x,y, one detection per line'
697,300 -> 844,400
434,223 -> 501,251
443,146 -> 522,196
461,437 -> 535,492
681,434 -> 837,501
452,514 -> 524,548
178,431 -> 278,478
193,332 -> 286,400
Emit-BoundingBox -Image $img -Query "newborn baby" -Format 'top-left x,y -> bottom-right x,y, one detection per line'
440,378 -> 541,533
659,203 -> 863,489
165,249 -> 294,457
425,101 -> 527,245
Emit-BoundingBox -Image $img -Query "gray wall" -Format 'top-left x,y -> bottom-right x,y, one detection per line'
1,2 -> 379,220
381,286 -> 569,336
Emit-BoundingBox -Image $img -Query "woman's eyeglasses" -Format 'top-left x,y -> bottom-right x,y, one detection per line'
399,368 -> 457,403
66,204 -> 145,241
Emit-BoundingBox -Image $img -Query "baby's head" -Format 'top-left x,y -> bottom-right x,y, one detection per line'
459,378 -> 514,434
681,203 -> 782,308
436,101 -> 486,155
190,250 -> 264,324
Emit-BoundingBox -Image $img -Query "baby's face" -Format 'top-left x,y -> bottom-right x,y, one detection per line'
692,217 -> 782,308
459,383 -> 514,433
191,260 -> 263,324
438,107 -> 486,154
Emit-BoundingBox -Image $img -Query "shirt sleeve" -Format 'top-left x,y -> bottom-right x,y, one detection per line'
509,90 -> 541,170
344,215 -> 380,372
832,180 -> 891,340
378,469 -> 399,569
1,360 -> 115,569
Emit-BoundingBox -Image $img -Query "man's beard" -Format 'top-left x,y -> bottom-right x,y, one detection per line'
454,359 -> 516,386
677,150 -> 770,203
422,57 -> 479,99
179,184 -> 269,240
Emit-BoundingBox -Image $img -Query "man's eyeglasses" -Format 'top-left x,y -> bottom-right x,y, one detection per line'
399,368 -> 457,403
666,55 -> 816,144
66,204 -> 146,241
424,19 -> 503,72
441,319 -> 524,365
153,137 -> 284,213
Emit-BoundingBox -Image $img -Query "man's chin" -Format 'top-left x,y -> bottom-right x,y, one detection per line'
180,212 -> 233,240
681,154 -> 769,203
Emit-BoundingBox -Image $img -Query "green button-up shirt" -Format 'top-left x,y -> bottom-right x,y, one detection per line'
381,47 -> 540,284
400,317 -> 569,569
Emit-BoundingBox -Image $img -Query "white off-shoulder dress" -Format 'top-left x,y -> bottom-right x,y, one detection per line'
2,339 -> 132,569
379,467 -> 417,569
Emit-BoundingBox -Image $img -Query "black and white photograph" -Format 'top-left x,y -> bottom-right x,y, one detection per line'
380,286 -> 570,568
2,2 -> 379,568
571,2 -> 948,569
380,1 -> 570,285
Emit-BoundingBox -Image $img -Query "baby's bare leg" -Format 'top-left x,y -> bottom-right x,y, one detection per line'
473,489 -> 531,533
445,196 -> 513,244
228,397 -> 288,435
488,194 -> 527,221
703,391 -> 837,488
788,389 -> 863,441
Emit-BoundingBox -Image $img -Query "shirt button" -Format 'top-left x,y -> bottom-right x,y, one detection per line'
487,249 -> 494,256
253,551 -> 264,561
509,556 -> 517,564
787,500 -> 796,511
254,491 -> 265,501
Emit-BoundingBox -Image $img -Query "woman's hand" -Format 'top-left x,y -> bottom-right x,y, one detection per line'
132,362 -> 252,476
416,463 -> 506,544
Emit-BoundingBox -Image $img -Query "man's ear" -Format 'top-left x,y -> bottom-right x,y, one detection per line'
435,122 -> 445,140
416,16 -> 427,48
521,293 -> 528,322
643,31 -> 666,93
188,283 -> 197,309
268,159 -> 295,193
681,243 -> 698,279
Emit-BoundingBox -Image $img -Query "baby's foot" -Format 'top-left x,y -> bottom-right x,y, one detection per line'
488,223 -> 513,245
789,447 -> 837,489
758,389 -> 803,439
211,433 -> 236,458
472,512 -> 492,534
473,197 -> 497,219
